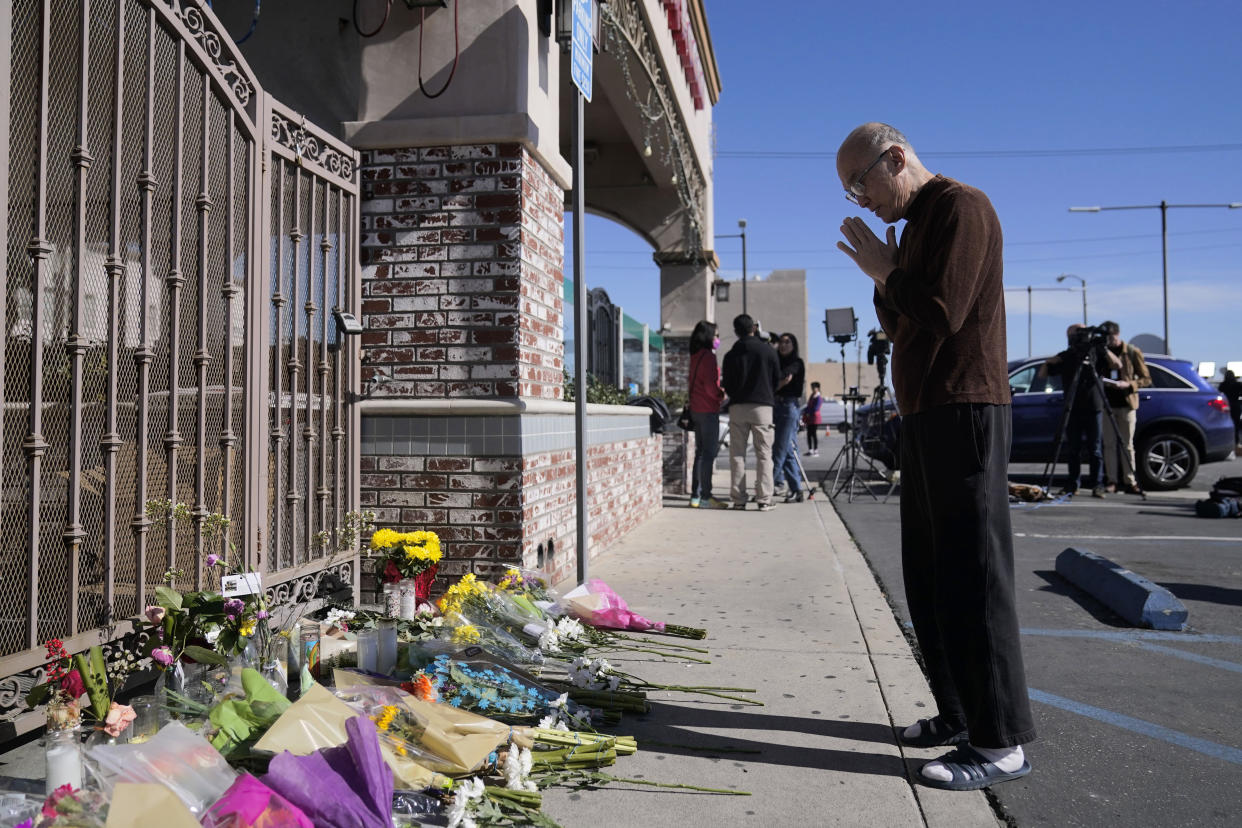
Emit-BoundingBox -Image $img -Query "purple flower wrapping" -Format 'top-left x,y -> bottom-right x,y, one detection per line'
262,716 -> 392,828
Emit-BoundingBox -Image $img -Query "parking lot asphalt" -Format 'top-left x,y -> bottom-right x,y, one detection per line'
790,433 -> 1242,828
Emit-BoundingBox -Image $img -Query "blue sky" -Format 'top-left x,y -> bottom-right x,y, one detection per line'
568,0 -> 1242,375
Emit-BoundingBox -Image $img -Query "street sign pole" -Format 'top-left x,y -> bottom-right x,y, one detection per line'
570,0 -> 593,585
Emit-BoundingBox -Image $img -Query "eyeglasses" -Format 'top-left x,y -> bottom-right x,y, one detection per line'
844,148 -> 890,205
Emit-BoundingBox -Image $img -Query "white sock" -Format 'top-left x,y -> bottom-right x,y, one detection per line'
921,744 -> 1024,783
902,721 -> 925,740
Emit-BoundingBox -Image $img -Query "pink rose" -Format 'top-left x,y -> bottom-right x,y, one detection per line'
102,702 -> 136,738
144,605 -> 166,625
151,646 -> 174,666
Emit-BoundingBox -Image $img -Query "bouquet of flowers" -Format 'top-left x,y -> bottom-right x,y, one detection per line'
25,640 -> 138,741
561,579 -> 707,639
371,528 -> 442,605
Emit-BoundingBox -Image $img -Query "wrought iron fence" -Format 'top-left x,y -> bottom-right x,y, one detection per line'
0,0 -> 359,735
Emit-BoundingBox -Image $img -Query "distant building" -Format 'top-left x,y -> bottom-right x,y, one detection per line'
713,269 -> 809,356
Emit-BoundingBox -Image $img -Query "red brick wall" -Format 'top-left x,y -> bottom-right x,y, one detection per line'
523,435 -> 664,586
359,432 -> 663,596
358,143 -> 564,399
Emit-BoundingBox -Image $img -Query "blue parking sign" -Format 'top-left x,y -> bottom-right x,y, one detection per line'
570,0 -> 593,101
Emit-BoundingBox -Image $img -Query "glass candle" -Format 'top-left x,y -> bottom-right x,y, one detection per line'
355,629 -> 379,674
44,726 -> 83,794
383,583 -> 401,618
127,697 -> 161,745
377,619 -> 398,675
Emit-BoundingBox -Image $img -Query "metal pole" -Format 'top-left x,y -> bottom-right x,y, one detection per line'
740,224 -> 748,315
571,90 -> 589,585
1027,285 -> 1032,358
1081,280 -> 1087,325
1160,200 -> 1169,353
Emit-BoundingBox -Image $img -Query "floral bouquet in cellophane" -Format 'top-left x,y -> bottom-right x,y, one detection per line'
370,528 -> 441,605
561,579 -> 707,639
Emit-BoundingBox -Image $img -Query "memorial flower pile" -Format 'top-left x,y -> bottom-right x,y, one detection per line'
20,517 -> 760,828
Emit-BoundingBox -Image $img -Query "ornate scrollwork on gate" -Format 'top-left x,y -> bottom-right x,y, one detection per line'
271,112 -> 357,185
155,0 -> 257,108
265,558 -> 357,608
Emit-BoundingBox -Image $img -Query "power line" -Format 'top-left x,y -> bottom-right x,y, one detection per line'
716,143 -> 1242,160
576,226 -> 1241,258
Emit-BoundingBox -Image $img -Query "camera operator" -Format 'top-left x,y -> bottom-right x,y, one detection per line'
1099,321 -> 1150,495
1039,323 -> 1110,497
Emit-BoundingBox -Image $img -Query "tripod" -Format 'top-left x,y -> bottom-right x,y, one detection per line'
1041,338 -> 1144,499
821,389 -> 888,502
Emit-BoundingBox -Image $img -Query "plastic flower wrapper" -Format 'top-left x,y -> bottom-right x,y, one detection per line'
199,774 -> 312,828
417,654 -> 589,727
436,609 -> 543,668
253,683 -> 449,791
207,667 -> 293,758
27,785 -> 109,828
262,715 -> 392,828
332,681 -> 508,775
561,579 -> 707,639
494,567 -> 564,619
86,720 -> 237,816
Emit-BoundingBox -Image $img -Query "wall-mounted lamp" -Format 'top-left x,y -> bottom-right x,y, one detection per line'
712,280 -> 730,302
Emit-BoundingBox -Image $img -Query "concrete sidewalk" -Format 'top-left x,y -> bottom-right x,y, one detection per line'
541,474 -> 1001,827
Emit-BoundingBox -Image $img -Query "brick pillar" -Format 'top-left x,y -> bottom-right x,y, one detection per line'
359,143 -> 564,401
357,143 -> 567,593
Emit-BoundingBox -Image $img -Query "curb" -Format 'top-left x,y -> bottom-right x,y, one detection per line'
1054,547 -> 1188,630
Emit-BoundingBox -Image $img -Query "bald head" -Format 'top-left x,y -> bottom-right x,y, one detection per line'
840,122 -> 914,157
836,122 -> 934,223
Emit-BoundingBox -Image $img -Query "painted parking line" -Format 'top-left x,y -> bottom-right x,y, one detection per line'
1028,688 -> 1242,766
1020,628 -> 1242,645
1134,642 -> 1242,674
1014,532 -> 1240,542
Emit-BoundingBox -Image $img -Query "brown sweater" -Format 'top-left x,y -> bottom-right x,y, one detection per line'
874,175 -> 1010,416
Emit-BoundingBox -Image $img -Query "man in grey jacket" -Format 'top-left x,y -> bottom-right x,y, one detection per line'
721,314 -> 782,511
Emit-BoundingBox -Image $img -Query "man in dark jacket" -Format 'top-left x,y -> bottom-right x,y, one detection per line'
721,314 -> 781,511
836,122 -> 1035,790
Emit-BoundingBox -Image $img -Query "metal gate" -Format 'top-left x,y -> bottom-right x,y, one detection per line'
0,0 -> 360,734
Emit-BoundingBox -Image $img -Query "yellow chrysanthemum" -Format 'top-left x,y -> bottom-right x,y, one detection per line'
451,625 -> 481,645
373,705 -> 398,732
369,528 -> 400,551
239,619 -> 256,637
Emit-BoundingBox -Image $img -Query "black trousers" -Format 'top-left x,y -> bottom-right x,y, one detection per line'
899,403 -> 1036,748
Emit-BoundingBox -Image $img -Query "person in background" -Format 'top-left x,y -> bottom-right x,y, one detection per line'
1220,369 -> 1242,450
804,381 -> 824,457
773,333 -> 806,502
1042,324 -> 1110,498
721,314 -> 781,511
836,121 -> 1034,790
1098,321 -> 1150,495
687,321 -> 728,509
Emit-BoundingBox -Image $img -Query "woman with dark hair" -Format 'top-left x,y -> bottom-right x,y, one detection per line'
773,332 -> 806,501
687,320 -> 727,508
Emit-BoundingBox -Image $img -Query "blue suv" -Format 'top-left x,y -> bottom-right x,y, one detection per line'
858,355 -> 1235,490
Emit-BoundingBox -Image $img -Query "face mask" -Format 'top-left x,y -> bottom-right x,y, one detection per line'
712,337 -> 721,350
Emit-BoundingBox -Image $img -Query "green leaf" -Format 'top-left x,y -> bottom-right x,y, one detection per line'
154,586 -> 184,611
183,645 -> 228,665
25,682 -> 53,709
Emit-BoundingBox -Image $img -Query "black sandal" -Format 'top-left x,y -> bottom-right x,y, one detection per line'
897,715 -> 968,748
917,744 -> 1031,791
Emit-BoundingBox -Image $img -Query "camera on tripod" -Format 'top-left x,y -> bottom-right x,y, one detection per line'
1069,324 -> 1109,350
866,328 -> 891,385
